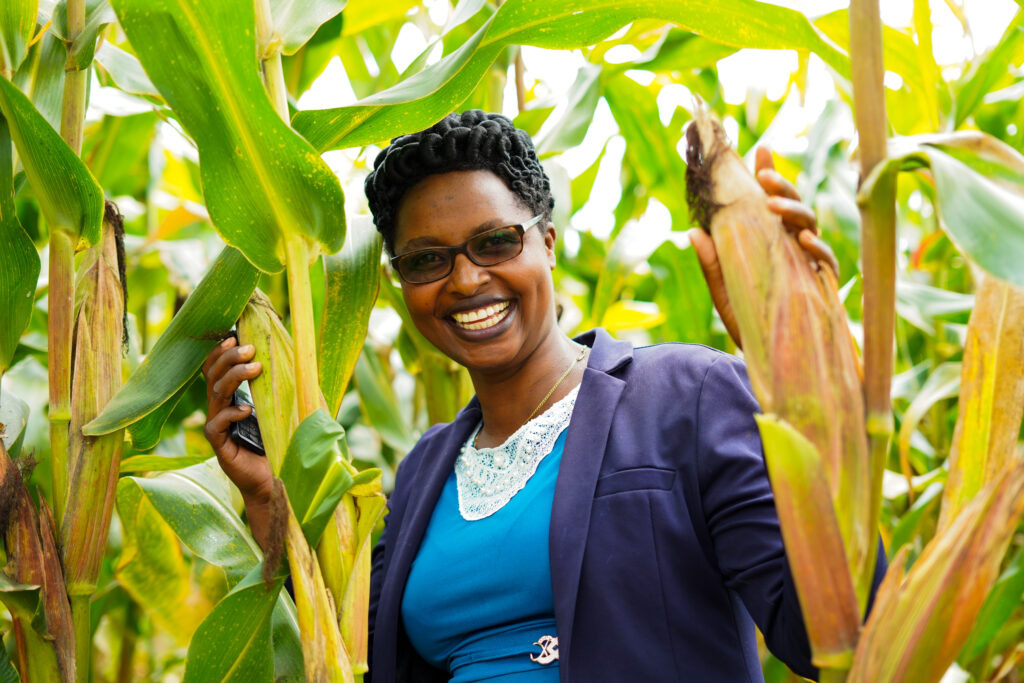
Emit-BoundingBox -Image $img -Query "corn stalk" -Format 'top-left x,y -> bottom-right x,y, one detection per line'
849,0 -> 896,575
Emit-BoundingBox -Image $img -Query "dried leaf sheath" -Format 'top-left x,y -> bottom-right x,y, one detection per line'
685,102 -> 873,663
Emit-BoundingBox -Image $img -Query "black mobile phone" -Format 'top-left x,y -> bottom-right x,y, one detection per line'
229,388 -> 266,457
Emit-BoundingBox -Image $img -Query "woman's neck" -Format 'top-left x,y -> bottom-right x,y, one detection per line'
469,332 -> 586,448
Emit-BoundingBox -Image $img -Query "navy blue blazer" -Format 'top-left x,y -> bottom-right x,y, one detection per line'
368,328 -> 884,682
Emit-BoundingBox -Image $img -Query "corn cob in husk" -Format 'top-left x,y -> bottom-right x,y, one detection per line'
63,204 -> 126,597
238,291 -> 378,682
685,102 -> 871,670
1,442 -> 75,682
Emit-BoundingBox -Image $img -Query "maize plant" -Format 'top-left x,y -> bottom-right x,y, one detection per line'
3,0 -> 1024,680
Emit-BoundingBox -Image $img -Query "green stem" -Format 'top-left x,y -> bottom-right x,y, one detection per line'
60,0 -> 88,156
254,0 -> 289,118
285,233 -> 321,420
71,595 -> 90,683
849,0 -> 897,616
819,667 -> 850,683
48,229 -> 75,529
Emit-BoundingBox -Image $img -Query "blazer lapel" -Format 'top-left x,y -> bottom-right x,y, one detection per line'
550,329 -> 632,675
374,401 -> 480,681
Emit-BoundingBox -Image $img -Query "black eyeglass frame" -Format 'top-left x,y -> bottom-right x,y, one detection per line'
390,214 -> 546,284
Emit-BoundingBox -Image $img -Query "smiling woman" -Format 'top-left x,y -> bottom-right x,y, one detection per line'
202,109 -> 880,682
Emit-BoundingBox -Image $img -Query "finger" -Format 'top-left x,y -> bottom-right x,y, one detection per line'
205,344 -> 257,402
204,404 -> 251,452
767,196 -> 817,235
798,230 -> 840,278
209,361 -> 261,413
754,145 -> 775,175
202,335 -> 237,378
689,229 -> 743,348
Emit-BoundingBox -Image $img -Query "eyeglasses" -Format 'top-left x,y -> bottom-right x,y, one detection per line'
390,214 -> 545,284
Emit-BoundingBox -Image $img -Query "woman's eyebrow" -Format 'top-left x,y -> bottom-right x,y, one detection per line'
398,219 -> 518,251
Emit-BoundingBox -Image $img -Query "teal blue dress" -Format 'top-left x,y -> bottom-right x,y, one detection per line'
400,424 -> 568,681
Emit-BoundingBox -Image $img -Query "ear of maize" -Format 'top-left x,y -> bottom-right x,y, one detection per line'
63,204 -> 126,596
685,101 -> 873,665
236,288 -> 299,474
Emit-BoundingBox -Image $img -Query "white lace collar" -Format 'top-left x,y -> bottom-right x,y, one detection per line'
455,385 -> 579,521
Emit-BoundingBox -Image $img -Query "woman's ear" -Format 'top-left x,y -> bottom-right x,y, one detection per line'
543,222 -> 557,269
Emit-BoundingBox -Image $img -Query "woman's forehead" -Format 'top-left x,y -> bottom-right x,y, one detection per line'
394,170 -> 530,246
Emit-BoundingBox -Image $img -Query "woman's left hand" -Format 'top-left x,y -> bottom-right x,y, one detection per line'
688,146 -> 839,349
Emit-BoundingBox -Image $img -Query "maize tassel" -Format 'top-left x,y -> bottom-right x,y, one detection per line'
685,102 -> 871,668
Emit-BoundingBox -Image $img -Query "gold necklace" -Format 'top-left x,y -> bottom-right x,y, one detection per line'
473,344 -> 588,449
526,343 -> 588,422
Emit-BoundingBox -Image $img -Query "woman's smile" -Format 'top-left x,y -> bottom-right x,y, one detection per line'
450,300 -> 511,330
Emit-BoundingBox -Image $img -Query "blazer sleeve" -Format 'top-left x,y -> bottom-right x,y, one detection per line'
694,354 -> 817,679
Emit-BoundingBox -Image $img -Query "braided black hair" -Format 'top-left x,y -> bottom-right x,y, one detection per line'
364,110 -> 554,254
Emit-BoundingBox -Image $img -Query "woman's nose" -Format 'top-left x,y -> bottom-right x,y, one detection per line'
446,252 -> 489,293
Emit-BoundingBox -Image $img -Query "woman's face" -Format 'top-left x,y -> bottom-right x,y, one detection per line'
393,169 -> 558,375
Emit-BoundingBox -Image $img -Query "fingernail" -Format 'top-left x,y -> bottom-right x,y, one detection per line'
247,362 -> 260,370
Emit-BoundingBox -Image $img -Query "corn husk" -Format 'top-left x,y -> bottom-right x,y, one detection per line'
236,288 -> 300,474
0,442 -> 74,682
237,292 -> 364,682
849,461 -> 1024,682
685,102 -> 872,666
62,205 -> 126,595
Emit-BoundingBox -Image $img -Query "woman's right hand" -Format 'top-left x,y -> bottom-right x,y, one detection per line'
202,336 -> 274,515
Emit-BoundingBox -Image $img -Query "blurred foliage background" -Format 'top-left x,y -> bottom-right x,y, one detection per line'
3,0 -> 1024,680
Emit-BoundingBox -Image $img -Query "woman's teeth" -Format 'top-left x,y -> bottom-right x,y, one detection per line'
452,301 -> 510,330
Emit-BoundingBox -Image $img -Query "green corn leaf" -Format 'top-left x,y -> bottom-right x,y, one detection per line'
12,29 -> 65,130
293,0 -> 848,152
279,409 -> 355,547
119,453 -> 212,474
318,215 -> 382,419
0,76 -> 102,245
353,344 -> 418,452
270,0 -> 346,56
0,572 -> 39,621
889,481 -> 943,555
650,240 -> 713,346
119,461 -> 263,585
896,361 -> 961,484
111,0 -> 346,273
941,276 -> 1024,525
0,389 -> 29,457
961,546 -> 1024,661
51,0 -> 116,68
0,0 -> 37,75
84,246 -> 259,438
93,42 -> 160,98
0,117 -> 40,380
115,476 -> 213,643
0,639 -> 20,683
953,17 -> 1024,129
861,132 -> 1024,289
535,62 -> 602,156
117,461 -> 303,677
183,566 -> 283,683
340,0 -> 418,37
124,374 -> 200,452
756,413 -> 860,671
